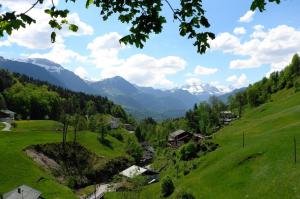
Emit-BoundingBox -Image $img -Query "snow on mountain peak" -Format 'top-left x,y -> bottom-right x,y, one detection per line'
181,82 -> 230,96
17,58 -> 64,73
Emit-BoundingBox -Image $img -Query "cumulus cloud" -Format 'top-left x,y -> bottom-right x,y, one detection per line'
210,25 -> 300,74
0,40 -> 11,47
194,65 -> 218,75
85,32 -> 186,88
2,0 -> 93,50
239,11 -> 255,23
87,32 -> 124,68
233,27 -> 247,35
226,74 -> 248,88
74,66 -> 89,79
185,77 -> 202,85
100,54 -> 186,88
28,42 -> 86,65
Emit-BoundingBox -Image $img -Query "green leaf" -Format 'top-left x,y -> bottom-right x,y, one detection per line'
51,31 -> 56,43
86,0 -> 94,8
69,24 -> 78,32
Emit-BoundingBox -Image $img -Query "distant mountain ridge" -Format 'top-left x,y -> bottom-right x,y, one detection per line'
0,57 -> 239,119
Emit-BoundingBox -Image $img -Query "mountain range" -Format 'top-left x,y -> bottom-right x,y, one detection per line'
0,57 -> 240,119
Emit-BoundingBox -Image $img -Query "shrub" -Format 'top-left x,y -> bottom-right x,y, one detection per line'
183,169 -> 190,176
176,191 -> 196,199
161,176 -> 175,197
180,142 -> 198,160
111,131 -> 124,141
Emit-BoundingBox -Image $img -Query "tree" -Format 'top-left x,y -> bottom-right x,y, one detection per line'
161,176 -> 175,197
60,113 -> 70,150
235,92 -> 246,117
0,1 -> 282,54
70,114 -> 86,144
0,93 -> 6,109
125,137 -> 143,163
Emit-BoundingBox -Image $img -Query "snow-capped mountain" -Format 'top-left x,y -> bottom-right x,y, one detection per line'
0,56 -> 239,119
181,82 -> 230,96
18,58 -> 64,73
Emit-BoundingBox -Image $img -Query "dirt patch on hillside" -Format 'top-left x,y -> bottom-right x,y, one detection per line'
25,148 -> 61,172
25,142 -> 131,189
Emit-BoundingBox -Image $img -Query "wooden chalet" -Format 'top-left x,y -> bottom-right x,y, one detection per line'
168,129 -> 193,147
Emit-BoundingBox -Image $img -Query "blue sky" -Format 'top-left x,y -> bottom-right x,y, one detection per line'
1,0 -> 300,91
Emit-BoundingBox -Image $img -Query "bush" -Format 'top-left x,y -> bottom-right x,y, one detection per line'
183,169 -> 190,176
161,176 -> 175,197
180,142 -> 198,161
111,131 -> 124,141
176,191 -> 196,199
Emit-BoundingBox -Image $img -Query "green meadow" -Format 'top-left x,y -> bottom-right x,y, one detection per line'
0,120 -> 128,198
107,88 -> 300,199
1,88 -> 300,199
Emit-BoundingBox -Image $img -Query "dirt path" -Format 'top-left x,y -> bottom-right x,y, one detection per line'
85,183 -> 119,199
1,122 -> 11,131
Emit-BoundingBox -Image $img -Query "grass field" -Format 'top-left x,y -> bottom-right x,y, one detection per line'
0,122 -> 4,129
107,88 -> 300,199
0,120 -> 128,198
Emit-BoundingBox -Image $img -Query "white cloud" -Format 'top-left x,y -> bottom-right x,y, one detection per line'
194,65 -> 218,75
239,11 -> 255,23
28,42 -> 86,65
211,25 -> 300,74
74,66 -> 89,79
210,32 -> 241,53
254,25 -> 264,31
1,0 -> 58,12
226,74 -> 248,88
185,77 -> 202,85
0,40 -> 11,47
87,32 -> 124,68
100,54 -> 186,88
233,27 -> 246,35
226,75 -> 238,82
2,1 -> 93,50
85,32 -> 186,88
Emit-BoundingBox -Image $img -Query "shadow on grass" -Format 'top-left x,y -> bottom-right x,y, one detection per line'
98,137 -> 113,149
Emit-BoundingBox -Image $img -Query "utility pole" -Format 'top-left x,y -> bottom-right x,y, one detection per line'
243,132 -> 245,148
294,136 -> 297,164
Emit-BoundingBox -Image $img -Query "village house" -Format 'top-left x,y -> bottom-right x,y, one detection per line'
168,129 -> 193,147
220,111 -> 237,125
119,165 -> 159,184
1,185 -> 42,199
140,142 -> 155,166
124,123 -> 134,131
109,117 -> 120,129
0,109 -> 15,122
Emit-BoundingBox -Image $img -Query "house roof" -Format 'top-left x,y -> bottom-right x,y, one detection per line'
0,110 -> 15,115
3,185 -> 41,199
120,165 -> 147,178
169,129 -> 187,138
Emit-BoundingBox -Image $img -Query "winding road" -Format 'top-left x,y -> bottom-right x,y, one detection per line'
1,122 -> 11,131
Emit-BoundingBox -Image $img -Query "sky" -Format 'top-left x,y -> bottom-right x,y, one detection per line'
1,0 -> 300,91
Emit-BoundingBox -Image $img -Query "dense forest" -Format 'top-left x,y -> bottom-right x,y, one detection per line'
0,69 -> 131,122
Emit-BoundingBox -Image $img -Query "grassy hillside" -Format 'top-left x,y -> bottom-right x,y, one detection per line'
107,88 -> 300,199
0,120 -> 128,198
